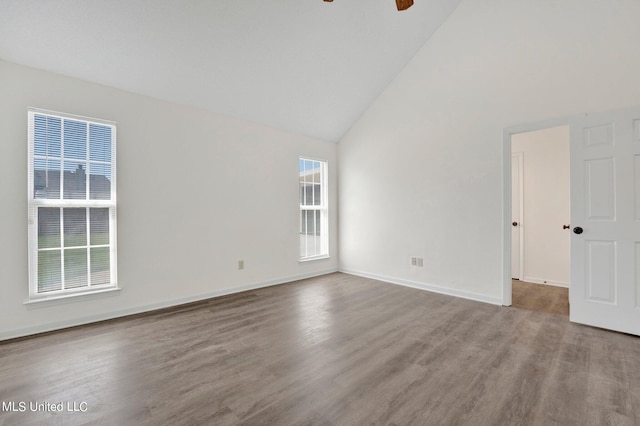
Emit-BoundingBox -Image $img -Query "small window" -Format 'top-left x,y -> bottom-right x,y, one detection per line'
28,109 -> 117,300
299,158 -> 328,260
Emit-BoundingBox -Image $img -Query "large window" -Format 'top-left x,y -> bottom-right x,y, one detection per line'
299,157 -> 328,260
27,109 -> 117,300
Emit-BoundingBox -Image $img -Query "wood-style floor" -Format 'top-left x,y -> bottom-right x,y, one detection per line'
512,279 -> 569,316
1,273 -> 639,425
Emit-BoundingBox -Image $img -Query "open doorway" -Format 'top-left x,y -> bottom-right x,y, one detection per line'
504,106 -> 640,334
503,123 -> 570,315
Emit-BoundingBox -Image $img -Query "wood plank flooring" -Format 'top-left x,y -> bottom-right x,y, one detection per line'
1,273 -> 639,425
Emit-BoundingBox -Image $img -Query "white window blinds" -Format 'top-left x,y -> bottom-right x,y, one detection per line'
299,158 -> 328,260
28,109 -> 117,299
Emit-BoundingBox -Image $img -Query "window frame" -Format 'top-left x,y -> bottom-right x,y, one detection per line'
27,108 -> 118,301
299,157 -> 329,261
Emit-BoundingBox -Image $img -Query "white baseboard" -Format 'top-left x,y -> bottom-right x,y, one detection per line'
521,276 -> 569,288
1,268 -> 338,341
339,268 -> 502,306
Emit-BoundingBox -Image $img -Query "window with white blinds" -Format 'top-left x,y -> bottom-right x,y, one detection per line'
299,158 -> 328,260
28,109 -> 117,300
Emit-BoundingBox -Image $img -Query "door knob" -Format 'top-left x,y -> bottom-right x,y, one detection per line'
512,222 -> 518,227
563,224 -> 570,230
573,226 -> 584,234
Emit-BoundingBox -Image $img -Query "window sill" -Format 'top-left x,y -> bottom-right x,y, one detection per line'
299,255 -> 330,263
24,286 -> 121,307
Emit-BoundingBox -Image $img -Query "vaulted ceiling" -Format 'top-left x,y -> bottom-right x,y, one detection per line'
0,0 -> 461,141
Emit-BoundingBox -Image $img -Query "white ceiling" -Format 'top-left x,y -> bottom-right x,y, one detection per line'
0,0 -> 460,142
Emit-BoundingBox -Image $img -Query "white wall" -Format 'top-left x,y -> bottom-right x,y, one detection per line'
339,0 -> 640,303
512,126 -> 570,287
0,60 -> 338,340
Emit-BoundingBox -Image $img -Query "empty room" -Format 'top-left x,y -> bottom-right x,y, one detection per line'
2,0 -> 640,424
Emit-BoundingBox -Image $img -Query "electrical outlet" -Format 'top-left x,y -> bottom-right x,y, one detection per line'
417,258 -> 423,267
411,257 -> 417,266
238,260 -> 244,270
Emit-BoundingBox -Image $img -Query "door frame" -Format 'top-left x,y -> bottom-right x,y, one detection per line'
511,151 -> 524,281
502,116 -> 570,306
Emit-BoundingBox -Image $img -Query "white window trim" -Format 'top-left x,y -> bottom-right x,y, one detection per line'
27,108 -> 118,301
299,157 -> 329,261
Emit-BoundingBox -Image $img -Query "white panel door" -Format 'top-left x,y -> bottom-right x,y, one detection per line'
511,152 -> 523,280
570,106 -> 640,335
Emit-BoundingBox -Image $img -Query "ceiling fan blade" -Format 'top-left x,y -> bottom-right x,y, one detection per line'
396,0 -> 414,10
323,0 -> 412,11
